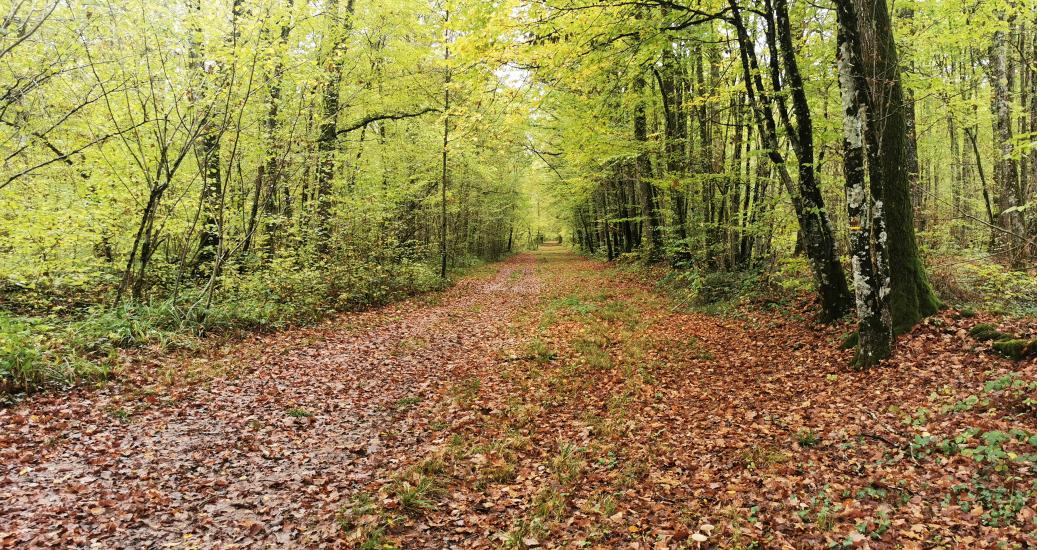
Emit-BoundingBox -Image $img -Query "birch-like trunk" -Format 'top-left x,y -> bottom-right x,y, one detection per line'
835,0 -> 893,368
849,0 -> 940,332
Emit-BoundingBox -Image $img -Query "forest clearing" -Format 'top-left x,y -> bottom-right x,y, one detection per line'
3,0 -> 1037,547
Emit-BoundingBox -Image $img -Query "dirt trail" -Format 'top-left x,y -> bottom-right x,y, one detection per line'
3,248 -> 1034,549
0,254 -> 540,547
339,248 -> 1033,549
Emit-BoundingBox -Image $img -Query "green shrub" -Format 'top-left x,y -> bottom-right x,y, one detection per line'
659,268 -> 703,295
795,428 -> 822,448
1,245 -> 465,396
213,258 -> 331,330
0,314 -> 48,392
0,314 -> 108,394
68,302 -> 186,353
328,258 -> 442,310
930,259 -> 1037,316
771,257 -> 814,294
696,271 -> 752,306
615,252 -> 641,265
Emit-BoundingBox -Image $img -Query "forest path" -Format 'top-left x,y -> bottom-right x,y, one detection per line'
337,248 -> 1026,548
3,248 -> 1028,548
1,252 -> 542,547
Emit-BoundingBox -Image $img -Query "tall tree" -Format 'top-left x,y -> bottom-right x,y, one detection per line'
850,0 -> 941,332
835,0 -> 894,367
634,74 -> 663,262
315,0 -> 357,253
988,12 -> 1027,268
729,0 -> 853,321
440,7 -> 451,278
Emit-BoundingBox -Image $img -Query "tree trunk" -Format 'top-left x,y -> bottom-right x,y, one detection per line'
440,9 -> 450,278
730,0 -> 852,321
835,0 -> 894,367
315,0 -> 356,255
654,53 -> 687,244
634,75 -> 663,262
988,17 -> 1026,268
259,4 -> 293,258
850,0 -> 940,332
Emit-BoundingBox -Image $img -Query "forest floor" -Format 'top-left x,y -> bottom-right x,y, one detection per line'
3,246 -> 1037,549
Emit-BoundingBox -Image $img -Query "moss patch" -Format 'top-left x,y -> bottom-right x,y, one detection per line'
991,339 -> 1037,360
969,323 -> 1014,342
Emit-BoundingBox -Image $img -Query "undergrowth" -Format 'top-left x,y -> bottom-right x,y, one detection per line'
0,253 -> 477,397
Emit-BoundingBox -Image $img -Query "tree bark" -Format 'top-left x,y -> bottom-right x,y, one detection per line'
988,16 -> 1026,268
849,0 -> 940,332
835,0 -> 894,367
315,0 -> 356,255
440,9 -> 451,278
635,74 -> 663,262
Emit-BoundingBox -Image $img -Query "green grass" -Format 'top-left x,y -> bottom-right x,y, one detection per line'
286,407 -> 313,417
0,313 -> 111,396
449,376 -> 482,404
394,395 -> 423,410
394,475 -> 443,515
795,428 -> 821,448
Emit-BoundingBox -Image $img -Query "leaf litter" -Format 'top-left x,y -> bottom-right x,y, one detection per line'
3,247 -> 1037,548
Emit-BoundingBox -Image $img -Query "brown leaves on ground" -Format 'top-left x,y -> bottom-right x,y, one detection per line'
3,247 -> 1037,548
0,257 -> 536,547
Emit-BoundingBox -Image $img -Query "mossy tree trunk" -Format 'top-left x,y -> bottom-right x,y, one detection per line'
835,0 -> 893,367
850,0 -> 941,333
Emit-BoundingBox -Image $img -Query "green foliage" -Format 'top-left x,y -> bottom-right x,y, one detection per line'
550,295 -> 597,316
527,338 -> 557,364
658,268 -> 760,311
394,396 -> 423,411
930,260 -> 1037,317
948,479 -> 1035,528
327,257 -> 446,312
695,272 -> 755,306
0,0 -> 537,398
68,303 -> 193,353
0,313 -> 108,395
449,376 -> 482,404
393,475 -> 443,516
658,269 -> 704,300
0,314 -> 49,392
792,489 -> 839,531
983,373 -> 1037,411
286,407 -> 313,418
795,428 -> 822,448
770,257 -> 816,294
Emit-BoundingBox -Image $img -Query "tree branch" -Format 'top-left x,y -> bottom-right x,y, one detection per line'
335,107 -> 440,136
